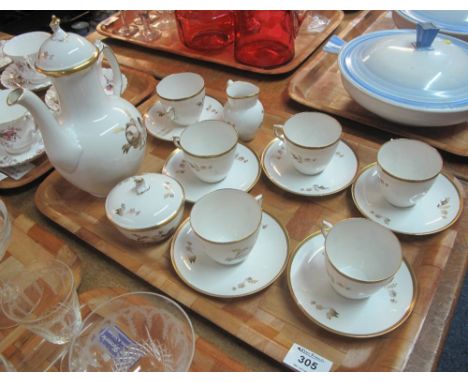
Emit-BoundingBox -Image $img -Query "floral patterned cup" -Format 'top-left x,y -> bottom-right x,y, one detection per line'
377,138 -> 443,208
3,31 -> 50,84
190,189 -> 263,265
0,89 -> 36,155
273,112 -> 342,175
321,218 -> 402,300
155,72 -> 205,126
173,120 -> 238,183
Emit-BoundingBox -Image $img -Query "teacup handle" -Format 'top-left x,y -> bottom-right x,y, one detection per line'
154,101 -> 176,121
273,124 -> 285,141
173,136 -> 182,150
95,40 -> 122,96
254,194 -> 263,207
320,220 -> 333,237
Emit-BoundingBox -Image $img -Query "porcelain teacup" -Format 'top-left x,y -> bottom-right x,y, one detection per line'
155,72 -> 205,126
173,120 -> 238,183
273,112 -> 342,175
0,89 -> 36,155
3,31 -> 50,84
190,189 -> 263,265
321,218 -> 402,300
377,138 -> 443,208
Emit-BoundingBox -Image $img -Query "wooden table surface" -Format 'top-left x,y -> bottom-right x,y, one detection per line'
1,10 -> 467,371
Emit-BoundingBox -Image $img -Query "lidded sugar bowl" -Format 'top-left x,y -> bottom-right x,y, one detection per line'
105,173 -> 185,243
7,15 -> 147,197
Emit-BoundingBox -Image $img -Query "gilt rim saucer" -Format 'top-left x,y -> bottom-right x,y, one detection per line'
261,138 -> 359,197
144,95 -> 224,142
171,212 -> 289,298
287,231 -> 417,338
1,62 -> 52,91
0,131 -> 45,169
162,143 -> 261,203
351,163 -> 463,236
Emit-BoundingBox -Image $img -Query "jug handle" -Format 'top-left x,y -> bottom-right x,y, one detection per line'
96,40 -> 123,96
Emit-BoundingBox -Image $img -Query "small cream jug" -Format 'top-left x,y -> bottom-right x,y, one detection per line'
223,79 -> 264,142
6,16 -> 147,197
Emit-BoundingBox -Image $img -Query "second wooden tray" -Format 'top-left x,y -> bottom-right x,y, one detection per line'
97,11 -> 343,75
34,96 -> 465,371
288,10 -> 468,158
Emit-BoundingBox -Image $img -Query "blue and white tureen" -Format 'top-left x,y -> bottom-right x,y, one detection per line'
393,10 -> 468,42
327,23 -> 468,127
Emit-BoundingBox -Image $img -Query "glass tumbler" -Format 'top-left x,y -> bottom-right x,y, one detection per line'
234,10 -> 298,68
1,259 -> 82,345
175,10 -> 235,51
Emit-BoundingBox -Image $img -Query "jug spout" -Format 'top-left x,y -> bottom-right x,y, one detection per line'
7,88 -> 82,173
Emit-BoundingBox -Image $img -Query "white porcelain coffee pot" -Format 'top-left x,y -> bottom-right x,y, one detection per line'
6,16 -> 147,197
223,79 -> 264,142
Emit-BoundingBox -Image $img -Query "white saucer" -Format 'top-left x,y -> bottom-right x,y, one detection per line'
0,131 -> 45,168
352,163 -> 463,236
162,143 -> 261,203
288,231 -> 416,338
1,63 -> 52,91
261,139 -> 359,197
45,68 -> 129,112
144,95 -> 224,142
171,213 -> 289,298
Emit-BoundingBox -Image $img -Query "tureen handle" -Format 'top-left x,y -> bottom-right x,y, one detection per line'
322,35 -> 346,55
415,22 -> 439,50
95,40 -> 123,96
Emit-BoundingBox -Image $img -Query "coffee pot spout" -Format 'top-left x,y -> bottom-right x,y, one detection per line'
7,88 -> 83,173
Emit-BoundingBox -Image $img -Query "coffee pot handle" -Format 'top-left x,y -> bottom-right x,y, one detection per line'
95,40 -> 122,96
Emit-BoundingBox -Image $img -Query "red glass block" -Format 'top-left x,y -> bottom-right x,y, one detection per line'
234,11 -> 298,68
175,11 -> 235,51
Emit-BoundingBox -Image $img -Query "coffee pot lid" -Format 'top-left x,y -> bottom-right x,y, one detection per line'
35,15 -> 99,77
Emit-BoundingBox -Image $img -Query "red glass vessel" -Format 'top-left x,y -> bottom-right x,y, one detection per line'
175,11 -> 235,51
234,11 -> 300,68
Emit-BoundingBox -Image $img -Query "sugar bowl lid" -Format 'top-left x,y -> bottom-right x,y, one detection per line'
105,173 -> 185,230
35,15 -> 99,77
339,23 -> 468,110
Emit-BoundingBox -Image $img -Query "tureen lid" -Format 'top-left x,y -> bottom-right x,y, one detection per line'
105,173 -> 185,230
339,24 -> 468,110
397,10 -> 468,36
35,15 -> 99,77
0,89 -> 28,124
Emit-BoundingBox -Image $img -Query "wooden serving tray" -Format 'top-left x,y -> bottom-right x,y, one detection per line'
0,208 -> 81,371
0,65 -> 155,190
34,92 -> 465,371
288,10 -> 468,158
97,11 -> 344,75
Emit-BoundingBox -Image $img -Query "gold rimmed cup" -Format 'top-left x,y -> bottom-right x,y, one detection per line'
173,120 -> 238,183
273,112 -> 342,175
321,218 -> 402,300
190,188 -> 263,265
377,138 -> 443,208
155,72 -> 205,126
